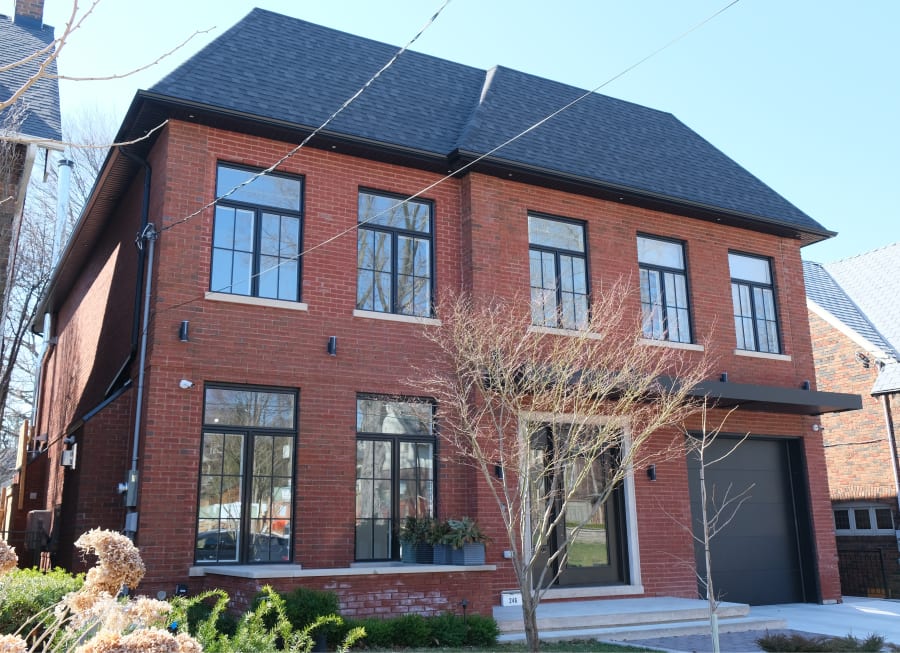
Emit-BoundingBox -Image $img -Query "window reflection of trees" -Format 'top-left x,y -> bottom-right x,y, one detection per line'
355,397 -> 434,560
196,387 -> 295,564
357,192 -> 431,317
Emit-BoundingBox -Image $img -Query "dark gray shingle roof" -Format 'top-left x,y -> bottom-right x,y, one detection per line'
150,8 -> 828,238
0,15 -> 62,142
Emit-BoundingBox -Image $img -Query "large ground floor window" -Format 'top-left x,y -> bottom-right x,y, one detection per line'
195,385 -> 297,564
355,396 -> 435,561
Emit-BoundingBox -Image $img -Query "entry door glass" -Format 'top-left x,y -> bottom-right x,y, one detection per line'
562,456 -> 611,570
529,425 -> 627,587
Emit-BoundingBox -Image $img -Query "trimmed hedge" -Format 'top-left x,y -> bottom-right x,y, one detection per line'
0,567 -> 84,635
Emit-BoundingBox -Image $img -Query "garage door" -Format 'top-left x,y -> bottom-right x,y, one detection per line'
686,436 -> 816,605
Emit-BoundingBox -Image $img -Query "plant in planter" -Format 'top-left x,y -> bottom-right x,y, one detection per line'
445,517 -> 490,565
429,519 -> 453,565
399,515 -> 434,564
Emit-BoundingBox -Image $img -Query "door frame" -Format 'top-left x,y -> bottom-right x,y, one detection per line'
519,411 -> 643,594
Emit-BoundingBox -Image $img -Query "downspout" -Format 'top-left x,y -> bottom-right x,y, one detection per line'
31,156 -> 74,428
124,221 -> 157,539
883,394 -> 900,517
118,149 -> 153,540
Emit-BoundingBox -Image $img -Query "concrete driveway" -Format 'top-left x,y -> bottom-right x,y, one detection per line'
751,597 -> 900,644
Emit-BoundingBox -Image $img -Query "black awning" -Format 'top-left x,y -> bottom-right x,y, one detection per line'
688,379 -> 862,416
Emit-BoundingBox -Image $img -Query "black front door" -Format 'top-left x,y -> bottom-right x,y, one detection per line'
531,425 -> 628,587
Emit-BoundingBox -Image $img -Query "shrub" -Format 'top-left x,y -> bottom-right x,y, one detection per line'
390,613 -> 430,648
280,586 -> 341,630
465,613 -> 500,647
358,617 -> 393,648
427,613 -> 467,647
757,631 -> 885,652
0,567 -> 83,635
183,593 -> 239,638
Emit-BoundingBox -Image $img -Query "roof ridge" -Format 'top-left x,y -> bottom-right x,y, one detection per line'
826,240 -> 900,265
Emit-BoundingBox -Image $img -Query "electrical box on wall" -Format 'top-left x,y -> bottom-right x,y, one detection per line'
125,470 -> 139,507
60,445 -> 77,469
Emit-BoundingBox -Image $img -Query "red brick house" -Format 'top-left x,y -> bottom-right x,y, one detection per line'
21,9 -> 860,615
805,245 -> 900,598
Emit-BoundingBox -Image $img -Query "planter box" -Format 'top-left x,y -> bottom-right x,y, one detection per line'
451,542 -> 485,565
402,542 -> 433,564
432,543 -> 451,565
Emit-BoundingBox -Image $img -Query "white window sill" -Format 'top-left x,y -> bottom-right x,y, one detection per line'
639,338 -> 704,351
205,292 -> 309,312
528,325 -> 602,340
733,348 -> 791,362
189,563 -> 495,579
353,309 -> 441,326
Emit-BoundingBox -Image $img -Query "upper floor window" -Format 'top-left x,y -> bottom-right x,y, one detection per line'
355,396 -> 435,561
210,164 -> 303,301
729,252 -> 780,353
637,235 -> 692,343
528,214 -> 587,329
357,191 -> 433,317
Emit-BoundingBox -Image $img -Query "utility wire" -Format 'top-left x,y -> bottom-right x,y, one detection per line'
159,0 -> 452,234
152,0 -> 741,317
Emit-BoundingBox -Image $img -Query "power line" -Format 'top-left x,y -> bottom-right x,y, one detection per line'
151,0 -> 741,318
158,0 -> 451,235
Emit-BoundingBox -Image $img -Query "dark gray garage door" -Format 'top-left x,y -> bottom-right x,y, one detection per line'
687,436 -> 817,605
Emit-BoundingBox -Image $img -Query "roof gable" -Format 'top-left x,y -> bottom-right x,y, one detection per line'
804,244 -> 900,394
0,14 -> 61,143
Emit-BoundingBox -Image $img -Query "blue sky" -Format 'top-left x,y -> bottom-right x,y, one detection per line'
7,0 -> 897,263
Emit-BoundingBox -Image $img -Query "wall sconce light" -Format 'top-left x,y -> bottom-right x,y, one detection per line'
812,424 -> 824,432
327,336 -> 337,356
719,372 -> 728,383
178,320 -> 189,342
801,380 -> 810,390
494,464 -> 504,479
856,352 -> 871,369
179,379 -> 194,389
647,464 -> 657,481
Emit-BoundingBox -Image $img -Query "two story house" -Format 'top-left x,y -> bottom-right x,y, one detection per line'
21,9 -> 859,615
805,245 -> 900,598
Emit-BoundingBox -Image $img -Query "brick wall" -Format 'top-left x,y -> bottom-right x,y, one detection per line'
36,118 -> 841,609
808,310 -> 896,501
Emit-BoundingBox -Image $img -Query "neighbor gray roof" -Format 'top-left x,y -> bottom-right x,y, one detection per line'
0,14 -> 62,143
147,8 -> 831,242
804,243 -> 900,394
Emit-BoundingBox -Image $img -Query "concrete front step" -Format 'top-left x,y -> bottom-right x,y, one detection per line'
493,596 -> 787,643
497,615 -> 787,643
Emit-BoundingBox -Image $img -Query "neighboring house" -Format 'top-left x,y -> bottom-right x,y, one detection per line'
19,9 -> 859,616
0,0 -> 63,317
805,244 -> 900,598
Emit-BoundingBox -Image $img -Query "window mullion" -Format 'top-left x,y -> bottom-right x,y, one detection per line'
250,209 -> 261,297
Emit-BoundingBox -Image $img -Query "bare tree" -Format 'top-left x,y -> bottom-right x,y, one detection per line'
0,108 -> 114,448
680,407 -> 753,653
1,0 -> 209,114
416,280 -> 713,652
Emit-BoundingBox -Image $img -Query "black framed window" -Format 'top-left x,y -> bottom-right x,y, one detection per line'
357,190 -> 433,317
355,396 -> 435,561
196,385 -> 296,564
637,235 -> 692,343
729,252 -> 780,353
210,163 -> 303,301
528,214 -> 588,329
